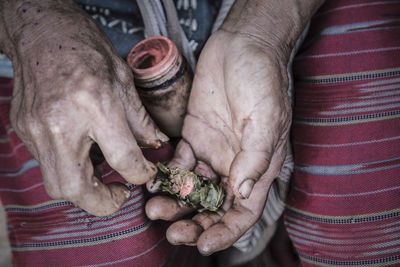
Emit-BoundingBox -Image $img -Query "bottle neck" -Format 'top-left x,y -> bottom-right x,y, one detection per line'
127,36 -> 183,89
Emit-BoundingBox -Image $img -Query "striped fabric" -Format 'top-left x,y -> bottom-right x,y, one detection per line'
0,1 -> 221,265
285,0 -> 400,266
0,77 -> 211,266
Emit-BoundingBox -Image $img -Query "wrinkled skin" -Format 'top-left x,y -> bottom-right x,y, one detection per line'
3,1 -> 168,216
1,0 -> 324,252
146,30 -> 292,255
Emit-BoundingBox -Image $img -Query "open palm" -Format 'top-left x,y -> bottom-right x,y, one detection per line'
146,30 -> 292,255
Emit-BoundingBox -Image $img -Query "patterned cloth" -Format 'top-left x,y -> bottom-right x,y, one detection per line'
0,2 -> 221,265
74,0 -> 220,58
0,0 -> 221,77
1,1 -> 295,265
0,77 -> 212,266
285,0 -> 400,266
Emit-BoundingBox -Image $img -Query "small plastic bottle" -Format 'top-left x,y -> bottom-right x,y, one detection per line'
127,36 -> 192,138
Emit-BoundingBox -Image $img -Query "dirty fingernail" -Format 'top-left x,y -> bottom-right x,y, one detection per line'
156,129 -> 169,143
238,179 -> 255,199
146,179 -> 162,193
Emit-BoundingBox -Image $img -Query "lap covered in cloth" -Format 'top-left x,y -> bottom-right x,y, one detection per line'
0,1 -> 220,266
0,77 -> 212,266
285,0 -> 400,266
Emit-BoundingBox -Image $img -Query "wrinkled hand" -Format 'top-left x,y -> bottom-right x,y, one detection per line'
9,10 -> 168,216
146,30 -> 292,254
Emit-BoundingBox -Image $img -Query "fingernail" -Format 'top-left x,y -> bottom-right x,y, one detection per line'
146,179 -> 161,193
238,179 -> 255,199
156,129 -> 169,143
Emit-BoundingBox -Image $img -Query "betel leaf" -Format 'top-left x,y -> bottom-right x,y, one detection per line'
155,162 -> 225,211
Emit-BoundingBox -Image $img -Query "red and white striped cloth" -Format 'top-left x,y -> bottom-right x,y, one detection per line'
285,0 -> 400,266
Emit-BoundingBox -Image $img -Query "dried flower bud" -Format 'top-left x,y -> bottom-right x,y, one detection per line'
155,162 -> 225,211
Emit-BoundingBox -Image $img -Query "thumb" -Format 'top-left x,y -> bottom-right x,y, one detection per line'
229,150 -> 273,199
229,110 -> 289,198
230,142 -> 288,199
168,139 -> 197,170
230,142 -> 287,199
146,139 -> 196,193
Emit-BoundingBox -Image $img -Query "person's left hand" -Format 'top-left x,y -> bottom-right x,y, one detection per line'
145,29 -> 292,255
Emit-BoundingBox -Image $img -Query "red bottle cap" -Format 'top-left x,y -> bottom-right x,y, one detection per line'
127,36 -> 180,85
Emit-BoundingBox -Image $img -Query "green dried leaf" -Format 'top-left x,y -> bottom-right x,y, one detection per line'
155,162 -> 225,211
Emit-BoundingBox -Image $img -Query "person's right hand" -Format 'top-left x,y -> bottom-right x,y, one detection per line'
7,2 -> 168,216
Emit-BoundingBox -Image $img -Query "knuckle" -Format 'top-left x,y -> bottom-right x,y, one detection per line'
10,103 -> 31,135
71,77 -> 103,102
42,175 -> 63,199
60,180 -> 85,201
106,151 -> 127,168
107,148 -> 140,169
12,114 -> 27,136
44,116 -> 63,135
40,111 -> 69,138
45,187 -> 63,199
34,101 -> 79,137
69,75 -> 115,115
11,112 -> 43,143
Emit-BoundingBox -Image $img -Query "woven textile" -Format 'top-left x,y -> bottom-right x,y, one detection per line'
285,0 -> 400,266
0,1 -> 221,265
0,77 -> 212,266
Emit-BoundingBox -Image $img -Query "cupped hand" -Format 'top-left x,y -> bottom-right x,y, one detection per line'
9,10 -> 168,216
146,30 -> 292,254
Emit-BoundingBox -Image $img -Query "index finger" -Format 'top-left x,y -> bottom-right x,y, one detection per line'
48,129 -> 131,216
92,105 -> 158,185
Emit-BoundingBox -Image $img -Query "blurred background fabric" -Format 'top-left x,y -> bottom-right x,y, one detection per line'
0,203 -> 12,267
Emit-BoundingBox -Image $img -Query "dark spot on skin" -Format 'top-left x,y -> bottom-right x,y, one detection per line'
211,91 -> 214,94
72,47 -> 76,50
59,45 -> 62,50
78,163 -> 81,167
34,22 -> 38,26
135,159 -> 138,163
37,9 -> 41,13
36,61 -> 39,66
22,9 -> 26,13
